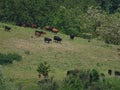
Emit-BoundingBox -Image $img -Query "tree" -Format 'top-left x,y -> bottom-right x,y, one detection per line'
37,62 -> 50,78
96,12 -> 120,45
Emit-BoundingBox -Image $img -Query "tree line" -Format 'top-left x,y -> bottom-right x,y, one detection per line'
0,0 -> 120,44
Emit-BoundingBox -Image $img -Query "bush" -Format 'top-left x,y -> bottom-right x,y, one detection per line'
0,53 -> 13,64
0,53 -> 22,65
89,69 -> 99,83
60,76 -> 83,90
66,69 -> 99,89
7,53 -> 22,61
88,79 -> 113,90
38,77 -> 58,90
37,62 -> 50,78
24,50 -> 30,55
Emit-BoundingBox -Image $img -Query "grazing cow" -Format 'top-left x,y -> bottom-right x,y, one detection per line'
108,69 -> 112,75
52,28 -> 59,34
70,34 -> 75,40
100,73 -> 105,78
117,48 -> 120,52
45,26 -> 53,31
35,30 -> 46,37
39,31 -> 46,34
67,69 -> 80,76
44,37 -> 52,43
5,26 -> 11,32
31,23 -> 38,28
114,71 -> 120,76
118,52 -> 120,56
38,74 -> 41,78
35,30 -> 41,37
53,36 -> 62,43
16,22 -> 22,26
45,26 -> 59,33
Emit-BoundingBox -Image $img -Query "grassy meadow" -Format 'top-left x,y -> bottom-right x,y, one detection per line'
0,23 -> 120,90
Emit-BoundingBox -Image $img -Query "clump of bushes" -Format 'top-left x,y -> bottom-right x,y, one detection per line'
0,53 -> 22,64
37,68 -> 120,90
38,76 -> 58,90
24,50 -> 30,55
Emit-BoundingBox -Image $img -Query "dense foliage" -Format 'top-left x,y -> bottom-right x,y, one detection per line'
37,69 -> 120,90
0,53 -> 22,64
37,61 -> 50,78
0,0 -> 120,44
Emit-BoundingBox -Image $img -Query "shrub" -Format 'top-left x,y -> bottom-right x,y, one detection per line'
0,53 -> 22,65
60,76 -> 83,90
24,50 -> 30,55
66,69 -> 99,89
38,76 -> 58,90
7,53 -> 22,61
37,62 -> 50,78
88,79 -> 113,90
89,69 -> 99,83
0,53 -> 13,64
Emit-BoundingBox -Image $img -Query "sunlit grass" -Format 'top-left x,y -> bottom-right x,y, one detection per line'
0,22 -> 120,90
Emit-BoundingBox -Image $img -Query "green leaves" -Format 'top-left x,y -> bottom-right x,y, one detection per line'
0,53 -> 22,64
37,62 -> 50,78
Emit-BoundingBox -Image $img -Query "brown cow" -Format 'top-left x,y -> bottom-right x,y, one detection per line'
52,28 -> 59,34
35,30 -> 46,37
45,26 -> 59,33
117,48 -> 120,52
35,31 -> 41,37
31,23 -> 38,28
45,26 -> 53,31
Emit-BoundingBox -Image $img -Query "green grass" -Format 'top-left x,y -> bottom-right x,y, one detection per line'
0,22 -> 120,90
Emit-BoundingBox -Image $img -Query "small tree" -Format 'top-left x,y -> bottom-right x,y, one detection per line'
37,62 -> 50,78
90,69 -> 99,83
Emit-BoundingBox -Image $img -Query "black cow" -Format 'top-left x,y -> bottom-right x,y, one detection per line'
44,37 -> 52,43
5,26 -> 11,32
100,73 -> 105,78
67,69 -> 80,76
108,69 -> 112,75
114,71 -> 120,76
53,36 -> 62,43
70,34 -> 75,40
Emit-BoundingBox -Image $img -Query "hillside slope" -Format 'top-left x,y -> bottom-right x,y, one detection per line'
0,23 -> 120,90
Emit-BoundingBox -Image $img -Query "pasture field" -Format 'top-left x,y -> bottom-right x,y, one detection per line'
0,23 -> 120,90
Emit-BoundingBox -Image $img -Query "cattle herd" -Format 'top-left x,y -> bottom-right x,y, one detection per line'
4,25 -> 75,44
108,69 -> 120,76
16,22 -> 38,28
3,24 -> 120,79
33,25 -> 75,44
66,69 -> 120,78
